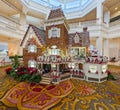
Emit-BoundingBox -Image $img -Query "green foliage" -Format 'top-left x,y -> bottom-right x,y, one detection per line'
6,55 -> 42,83
38,64 -> 41,69
12,55 -> 20,69
9,70 -> 18,78
6,67 -> 42,83
79,54 -> 85,58
9,55 -> 23,59
107,74 -> 116,80
29,74 -> 42,83
17,74 -> 30,82
17,74 -> 41,83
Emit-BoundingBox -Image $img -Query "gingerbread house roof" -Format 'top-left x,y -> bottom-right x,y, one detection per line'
68,28 -> 90,47
68,32 -> 81,44
48,8 -> 65,20
20,24 -> 46,46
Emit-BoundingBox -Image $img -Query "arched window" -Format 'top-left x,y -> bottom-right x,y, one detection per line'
51,45 -> 60,55
28,44 -> 37,53
74,34 -> 80,43
28,59 -> 36,68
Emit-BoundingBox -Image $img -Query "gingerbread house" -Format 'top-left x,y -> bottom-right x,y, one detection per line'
20,8 -> 98,84
20,8 -> 90,67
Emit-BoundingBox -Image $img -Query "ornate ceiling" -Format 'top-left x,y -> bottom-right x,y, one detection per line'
32,0 -> 93,13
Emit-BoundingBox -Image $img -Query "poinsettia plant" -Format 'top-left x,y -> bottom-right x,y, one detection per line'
107,70 -> 116,80
5,68 -> 12,74
5,55 -> 41,83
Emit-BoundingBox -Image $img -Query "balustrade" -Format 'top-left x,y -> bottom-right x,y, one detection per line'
69,19 -> 98,29
0,16 -> 20,29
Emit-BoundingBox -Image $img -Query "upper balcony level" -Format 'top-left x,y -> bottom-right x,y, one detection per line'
69,19 -> 120,39
0,15 -> 120,41
0,15 -> 26,40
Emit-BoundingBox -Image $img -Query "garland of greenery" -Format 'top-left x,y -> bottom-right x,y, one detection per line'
5,55 -> 116,83
107,71 -> 116,80
5,55 -> 41,83
107,74 -> 116,80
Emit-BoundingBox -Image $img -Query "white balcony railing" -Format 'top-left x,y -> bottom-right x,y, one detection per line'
81,19 -> 98,26
0,15 -> 20,30
0,15 -> 26,39
69,19 -> 120,39
109,20 -> 120,38
0,15 -> 120,39
69,19 -> 98,29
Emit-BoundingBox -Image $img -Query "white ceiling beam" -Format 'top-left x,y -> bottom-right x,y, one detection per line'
1,0 -> 21,12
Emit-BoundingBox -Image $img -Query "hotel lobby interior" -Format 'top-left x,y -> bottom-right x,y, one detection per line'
0,0 -> 120,110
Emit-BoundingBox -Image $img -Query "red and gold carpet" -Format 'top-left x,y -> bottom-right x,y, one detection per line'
0,71 -> 120,110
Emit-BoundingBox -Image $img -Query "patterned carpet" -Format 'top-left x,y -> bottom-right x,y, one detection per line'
0,69 -> 120,110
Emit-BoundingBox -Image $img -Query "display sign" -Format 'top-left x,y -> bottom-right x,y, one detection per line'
89,65 -> 97,73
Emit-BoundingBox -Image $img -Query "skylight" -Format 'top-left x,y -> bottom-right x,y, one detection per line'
32,0 -> 93,13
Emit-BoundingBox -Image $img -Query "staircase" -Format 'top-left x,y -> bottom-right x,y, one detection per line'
40,74 -> 52,85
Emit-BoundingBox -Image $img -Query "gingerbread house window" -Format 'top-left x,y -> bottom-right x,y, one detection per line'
28,59 -> 36,68
28,44 -> 37,53
74,34 -> 80,43
51,45 -> 60,55
48,27 -> 60,38
52,29 -> 57,37
102,65 -> 107,73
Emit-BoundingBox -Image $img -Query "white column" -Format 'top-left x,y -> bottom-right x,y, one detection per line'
64,0 -> 66,10
47,0 -> 50,5
79,0 -> 81,11
96,36 -> 103,56
19,6 -> 28,30
103,39 -> 109,58
8,40 -> 20,56
19,13 -> 26,30
97,0 -> 103,24
104,11 -> 110,27
57,64 -> 59,75
19,47 -> 23,56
